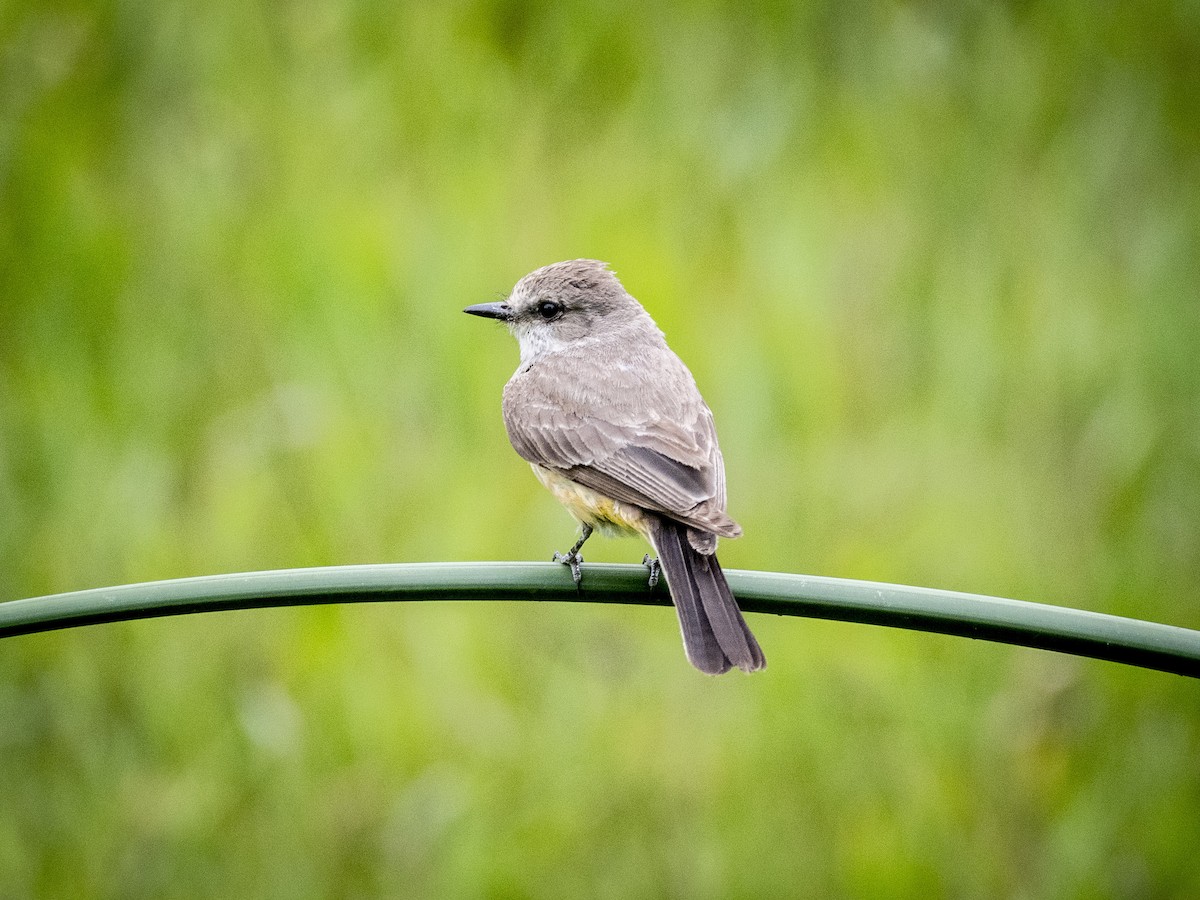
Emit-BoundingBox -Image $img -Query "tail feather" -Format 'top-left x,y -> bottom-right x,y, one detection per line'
693,549 -> 766,672
649,519 -> 766,675
652,520 -> 730,674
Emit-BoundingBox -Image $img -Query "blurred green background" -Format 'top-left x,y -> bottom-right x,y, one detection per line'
2,1 -> 1198,896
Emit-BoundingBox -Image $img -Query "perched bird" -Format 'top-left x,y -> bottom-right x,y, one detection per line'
464,260 -> 765,674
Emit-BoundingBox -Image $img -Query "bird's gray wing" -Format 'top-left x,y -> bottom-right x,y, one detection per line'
501,349 -> 739,536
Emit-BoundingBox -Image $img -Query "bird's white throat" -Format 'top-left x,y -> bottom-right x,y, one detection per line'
512,323 -> 571,366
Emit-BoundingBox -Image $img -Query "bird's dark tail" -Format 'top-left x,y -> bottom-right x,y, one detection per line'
648,518 -> 766,675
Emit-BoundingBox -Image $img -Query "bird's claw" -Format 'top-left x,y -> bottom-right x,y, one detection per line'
553,550 -> 585,586
642,554 -> 661,589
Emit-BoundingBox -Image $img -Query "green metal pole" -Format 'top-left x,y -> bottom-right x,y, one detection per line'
1,563 -> 1197,677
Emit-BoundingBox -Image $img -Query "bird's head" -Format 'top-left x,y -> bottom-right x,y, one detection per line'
464,259 -> 649,364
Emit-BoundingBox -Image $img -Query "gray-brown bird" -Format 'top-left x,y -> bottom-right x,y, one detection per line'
465,259 -> 765,674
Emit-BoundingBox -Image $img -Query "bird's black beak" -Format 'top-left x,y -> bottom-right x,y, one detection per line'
463,302 -> 513,321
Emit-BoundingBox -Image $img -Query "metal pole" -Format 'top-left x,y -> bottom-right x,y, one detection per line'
2,563 -> 1197,677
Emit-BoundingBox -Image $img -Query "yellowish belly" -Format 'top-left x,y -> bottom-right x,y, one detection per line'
532,465 -> 649,538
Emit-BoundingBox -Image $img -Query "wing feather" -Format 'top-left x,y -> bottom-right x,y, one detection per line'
501,337 -> 740,537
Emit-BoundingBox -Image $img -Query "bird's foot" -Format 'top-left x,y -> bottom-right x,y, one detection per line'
553,549 -> 585,586
642,554 -> 661,589
553,524 -> 592,587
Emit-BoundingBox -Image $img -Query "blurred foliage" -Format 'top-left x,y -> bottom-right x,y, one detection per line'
2,0 -> 1198,896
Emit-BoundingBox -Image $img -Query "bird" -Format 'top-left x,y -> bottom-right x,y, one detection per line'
464,259 -> 765,674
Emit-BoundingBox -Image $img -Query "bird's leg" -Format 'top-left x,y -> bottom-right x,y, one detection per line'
553,524 -> 593,586
642,554 -> 661,589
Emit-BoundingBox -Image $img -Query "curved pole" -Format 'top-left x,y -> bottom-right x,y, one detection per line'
1,563 -> 1197,678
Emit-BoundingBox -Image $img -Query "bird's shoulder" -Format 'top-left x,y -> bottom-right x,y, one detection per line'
503,334 -> 719,470
503,332 -> 699,424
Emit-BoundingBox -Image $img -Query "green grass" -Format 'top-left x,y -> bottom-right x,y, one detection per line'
2,1 -> 1198,896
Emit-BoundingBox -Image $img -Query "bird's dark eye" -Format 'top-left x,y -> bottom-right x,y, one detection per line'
537,300 -> 563,320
